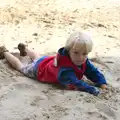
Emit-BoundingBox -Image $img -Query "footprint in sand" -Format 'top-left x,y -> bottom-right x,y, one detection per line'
95,103 -> 116,120
30,95 -> 46,107
87,111 -> 108,120
13,83 -> 36,90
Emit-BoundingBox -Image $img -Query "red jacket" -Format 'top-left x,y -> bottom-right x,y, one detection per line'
37,54 -> 86,84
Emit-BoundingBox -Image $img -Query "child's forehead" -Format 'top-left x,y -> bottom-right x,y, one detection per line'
72,47 -> 83,53
72,48 -> 88,54
72,47 -> 81,51
72,42 -> 84,50
71,42 -> 88,53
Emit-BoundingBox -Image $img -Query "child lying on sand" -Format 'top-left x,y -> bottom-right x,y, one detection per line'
0,31 -> 107,96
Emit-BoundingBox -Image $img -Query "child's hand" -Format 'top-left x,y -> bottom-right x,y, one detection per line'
100,84 -> 107,89
85,86 -> 100,96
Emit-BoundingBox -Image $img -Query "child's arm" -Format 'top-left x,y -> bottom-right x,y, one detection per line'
84,59 -> 107,89
58,69 -> 100,96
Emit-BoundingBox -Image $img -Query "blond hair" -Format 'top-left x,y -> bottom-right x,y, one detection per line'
65,31 -> 93,53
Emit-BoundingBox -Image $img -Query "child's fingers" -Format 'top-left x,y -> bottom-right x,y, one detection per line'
100,84 -> 107,89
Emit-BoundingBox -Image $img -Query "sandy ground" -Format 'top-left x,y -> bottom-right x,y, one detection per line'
0,0 -> 120,120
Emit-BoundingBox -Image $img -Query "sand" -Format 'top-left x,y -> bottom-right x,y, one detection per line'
0,0 -> 120,120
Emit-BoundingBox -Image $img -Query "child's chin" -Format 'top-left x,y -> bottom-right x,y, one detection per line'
75,62 -> 82,66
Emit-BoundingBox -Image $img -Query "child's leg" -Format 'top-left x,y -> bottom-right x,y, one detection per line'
18,43 -> 40,61
4,52 -> 23,71
25,47 -> 40,61
0,46 -> 36,78
0,46 -> 23,71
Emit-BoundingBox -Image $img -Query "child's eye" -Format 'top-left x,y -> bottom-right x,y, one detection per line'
83,53 -> 88,56
74,52 -> 78,54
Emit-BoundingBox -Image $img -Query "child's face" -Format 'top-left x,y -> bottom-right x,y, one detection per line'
69,47 -> 88,65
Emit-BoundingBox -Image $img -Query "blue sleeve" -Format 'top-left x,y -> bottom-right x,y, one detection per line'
58,68 -> 90,89
84,59 -> 107,87
58,68 -> 100,96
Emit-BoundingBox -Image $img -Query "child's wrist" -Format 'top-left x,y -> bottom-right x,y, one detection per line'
85,86 -> 100,96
